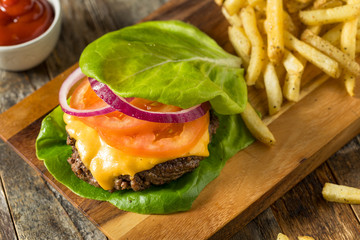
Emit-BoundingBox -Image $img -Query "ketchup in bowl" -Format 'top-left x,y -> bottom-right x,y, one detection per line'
0,0 -> 54,46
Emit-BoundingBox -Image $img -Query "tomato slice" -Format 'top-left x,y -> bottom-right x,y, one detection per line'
69,79 -> 209,158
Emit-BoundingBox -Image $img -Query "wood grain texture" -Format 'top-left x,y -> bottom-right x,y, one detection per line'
1,0 -> 360,239
229,208 -> 282,240
0,142 -> 83,239
0,175 -> 17,240
327,136 -> 360,223
271,163 -> 360,239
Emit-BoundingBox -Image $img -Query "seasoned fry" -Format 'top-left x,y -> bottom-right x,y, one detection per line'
214,0 -> 224,6
282,50 -> 305,101
264,62 -> 283,115
314,0 -> 343,9
298,236 -> 315,240
228,26 -> 251,67
341,0 -> 359,96
313,0 -> 327,9
302,29 -> 360,77
284,31 -> 341,78
277,233 -> 290,240
321,23 -> 342,46
222,7 -> 242,27
286,0 -> 312,13
240,102 -> 276,145
283,10 -> 298,35
299,4 -> 360,25
322,183 -> 360,204
224,0 -> 247,15
240,6 -> 266,85
307,25 -> 322,35
282,49 -> 304,74
266,0 -> 284,64
248,0 -> 267,12
295,0 -> 313,3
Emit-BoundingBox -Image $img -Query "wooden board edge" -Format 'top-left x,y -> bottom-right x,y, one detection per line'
0,64 -> 78,142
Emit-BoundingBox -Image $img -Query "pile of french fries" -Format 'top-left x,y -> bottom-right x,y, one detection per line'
277,233 -> 315,240
214,0 -> 360,145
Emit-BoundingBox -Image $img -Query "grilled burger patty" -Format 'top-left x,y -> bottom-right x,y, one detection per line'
66,113 -> 218,191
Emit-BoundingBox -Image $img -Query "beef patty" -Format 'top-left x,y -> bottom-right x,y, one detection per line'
66,113 -> 218,191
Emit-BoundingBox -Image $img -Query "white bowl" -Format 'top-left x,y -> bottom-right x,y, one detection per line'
0,0 -> 62,71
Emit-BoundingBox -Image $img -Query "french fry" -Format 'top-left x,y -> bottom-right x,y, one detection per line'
224,0 -> 247,15
277,233 -> 290,240
214,0 -> 224,6
283,10 -> 298,36
266,0 -> 284,64
282,49 -> 304,74
240,102 -> 276,145
341,3 -> 358,58
228,26 -> 251,67
322,183 -> 360,204
314,0 -> 344,9
304,0 -> 344,39
299,4 -> 360,25
264,62 -> 283,115
240,6 -> 266,85
298,236 -> 315,240
302,29 -> 360,77
295,0 -> 313,3
357,40 -> 360,52
321,23 -> 342,46
286,0 -> 312,13
313,0 -> 327,9
248,0 -> 267,13
282,50 -> 305,101
341,0 -> 359,96
222,7 -> 242,27
284,30 -> 341,78
307,25 -> 322,36
247,0 -> 264,6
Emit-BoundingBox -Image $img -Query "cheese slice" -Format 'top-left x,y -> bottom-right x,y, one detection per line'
64,114 -> 210,190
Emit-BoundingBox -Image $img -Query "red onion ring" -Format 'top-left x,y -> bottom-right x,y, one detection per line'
59,68 -> 116,117
89,78 -> 211,123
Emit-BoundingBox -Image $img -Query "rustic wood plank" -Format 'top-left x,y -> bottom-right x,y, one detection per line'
45,182 -> 107,240
0,65 -> 77,142
271,163 -> 360,239
0,174 -> 17,240
229,208 -> 282,240
0,142 -> 83,239
327,136 -> 360,222
0,70 -> 38,113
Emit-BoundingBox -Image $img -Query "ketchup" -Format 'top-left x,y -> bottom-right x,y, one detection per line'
0,0 -> 54,46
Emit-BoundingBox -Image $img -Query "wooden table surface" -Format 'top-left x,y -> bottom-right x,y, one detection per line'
1,0 -> 360,239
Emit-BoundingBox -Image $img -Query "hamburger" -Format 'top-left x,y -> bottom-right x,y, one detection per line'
36,20 -> 254,214
62,75 -> 218,191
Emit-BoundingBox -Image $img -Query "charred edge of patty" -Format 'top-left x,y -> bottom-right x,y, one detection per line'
66,112 -> 219,192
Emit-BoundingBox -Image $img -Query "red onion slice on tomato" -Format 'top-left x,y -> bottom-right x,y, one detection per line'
59,68 -> 116,117
89,78 -> 210,123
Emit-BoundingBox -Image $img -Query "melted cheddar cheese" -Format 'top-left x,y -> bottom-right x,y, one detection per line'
64,114 -> 210,190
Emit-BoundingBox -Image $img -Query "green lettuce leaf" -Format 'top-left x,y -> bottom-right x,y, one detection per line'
79,20 -> 246,115
36,106 -> 254,214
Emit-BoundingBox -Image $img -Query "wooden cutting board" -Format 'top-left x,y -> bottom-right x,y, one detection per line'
1,0 -> 360,239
